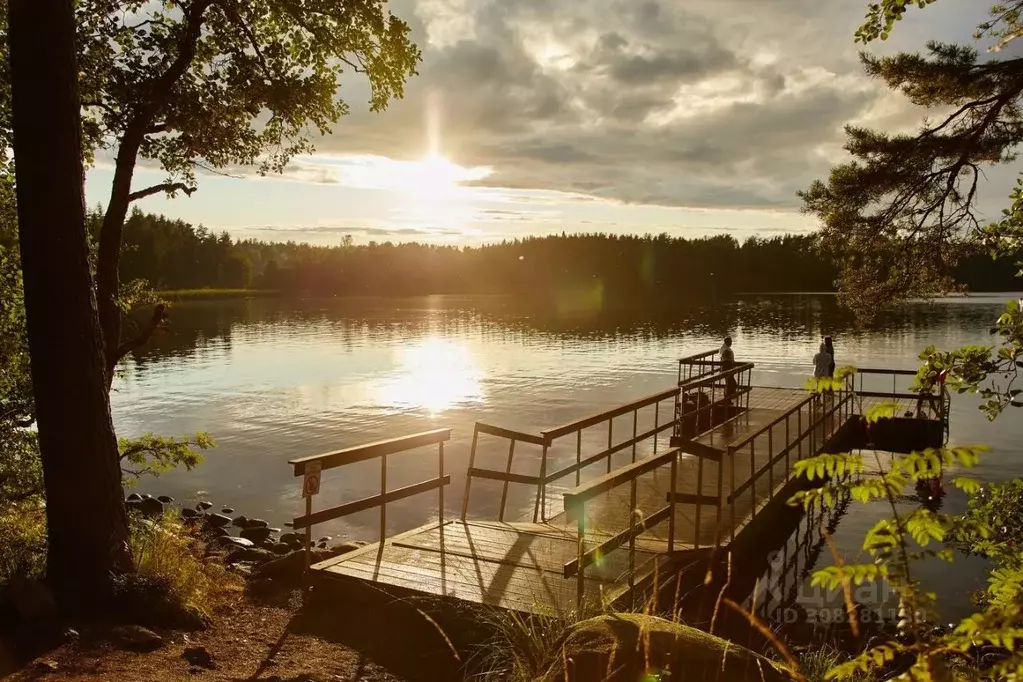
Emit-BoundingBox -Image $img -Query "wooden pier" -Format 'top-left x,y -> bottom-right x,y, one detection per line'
291,353 -> 950,616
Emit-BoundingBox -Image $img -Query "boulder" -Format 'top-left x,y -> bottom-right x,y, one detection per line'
181,508 -> 200,520
109,625 -> 164,652
240,527 -> 273,544
328,542 -> 363,556
203,513 -> 232,528
270,543 -> 291,555
215,536 -> 254,550
241,518 -> 269,530
537,614 -> 796,682
232,515 -> 248,528
229,547 -> 276,564
126,492 -> 143,502
141,493 -> 153,500
279,532 -> 304,547
157,495 -> 174,504
197,501 -> 213,511
137,497 -> 164,517
221,507 -> 235,515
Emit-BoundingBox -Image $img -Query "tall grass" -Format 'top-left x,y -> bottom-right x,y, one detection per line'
471,608 -> 576,682
0,498 -> 46,583
127,511 -> 241,622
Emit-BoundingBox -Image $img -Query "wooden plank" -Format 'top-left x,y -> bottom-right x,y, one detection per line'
475,422 -> 546,447
310,520 -> 449,571
563,448 -> 679,510
290,428 -> 450,475
542,387 -> 679,440
293,475 -> 449,529
467,467 -> 540,486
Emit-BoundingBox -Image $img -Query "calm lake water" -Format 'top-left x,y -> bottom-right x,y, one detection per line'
112,293 -> 1023,622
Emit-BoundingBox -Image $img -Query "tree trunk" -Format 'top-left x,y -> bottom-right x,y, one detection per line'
8,0 -> 133,607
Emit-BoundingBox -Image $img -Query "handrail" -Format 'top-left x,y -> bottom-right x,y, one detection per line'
677,349 -> 719,363
856,368 -> 917,376
563,447 -> 679,609
677,362 -> 754,390
290,428 -> 451,475
290,428 -> 450,582
563,448 -> 680,511
542,387 -> 679,441
474,422 -> 546,447
730,393 -> 815,450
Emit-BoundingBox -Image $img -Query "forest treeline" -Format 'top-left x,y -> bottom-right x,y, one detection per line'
103,207 -> 1023,301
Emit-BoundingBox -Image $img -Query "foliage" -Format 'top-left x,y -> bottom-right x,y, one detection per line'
858,1 -> 1023,52
119,432 -> 215,485
124,510 -> 241,623
472,609 -> 573,682
0,496 -> 46,583
788,426 -> 1023,680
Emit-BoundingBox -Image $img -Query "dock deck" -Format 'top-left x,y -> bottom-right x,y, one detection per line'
298,359 -> 949,615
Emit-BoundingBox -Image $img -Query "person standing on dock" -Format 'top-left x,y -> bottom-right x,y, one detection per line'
824,336 -> 836,378
813,342 -> 833,379
720,336 -> 736,403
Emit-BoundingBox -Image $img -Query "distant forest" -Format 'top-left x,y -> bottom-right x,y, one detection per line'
100,207 -> 1022,302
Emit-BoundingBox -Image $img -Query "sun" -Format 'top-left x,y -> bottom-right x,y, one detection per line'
403,153 -> 491,196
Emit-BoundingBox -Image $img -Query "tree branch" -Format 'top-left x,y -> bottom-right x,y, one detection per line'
109,304 -> 167,375
127,182 -> 195,202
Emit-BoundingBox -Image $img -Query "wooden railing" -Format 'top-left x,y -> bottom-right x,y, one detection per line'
673,362 -> 754,442
677,349 -> 722,384
461,421 -> 546,522
290,428 -> 451,569
562,447 -> 680,610
854,367 -> 950,431
538,387 -> 680,522
721,379 -> 854,543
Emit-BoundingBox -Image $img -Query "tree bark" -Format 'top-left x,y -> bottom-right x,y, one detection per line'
8,0 -> 133,606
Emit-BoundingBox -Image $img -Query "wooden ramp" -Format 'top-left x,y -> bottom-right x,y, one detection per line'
298,359 -> 950,615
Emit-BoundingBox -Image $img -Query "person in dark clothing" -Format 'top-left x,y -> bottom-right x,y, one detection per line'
720,336 -> 736,403
823,336 -> 835,378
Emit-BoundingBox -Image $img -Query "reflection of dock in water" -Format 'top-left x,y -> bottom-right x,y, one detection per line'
292,350 -> 950,616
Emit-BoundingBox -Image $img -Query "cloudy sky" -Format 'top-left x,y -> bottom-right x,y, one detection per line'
84,0 -> 1012,246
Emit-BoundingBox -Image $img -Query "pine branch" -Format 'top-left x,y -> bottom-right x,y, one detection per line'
127,182 -> 195,202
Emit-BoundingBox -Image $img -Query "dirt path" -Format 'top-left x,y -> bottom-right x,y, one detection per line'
5,590 -> 470,682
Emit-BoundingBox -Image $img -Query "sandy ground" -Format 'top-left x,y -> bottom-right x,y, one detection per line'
4,589 -> 472,682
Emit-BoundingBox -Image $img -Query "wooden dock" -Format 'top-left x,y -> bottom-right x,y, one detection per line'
291,354 -> 949,615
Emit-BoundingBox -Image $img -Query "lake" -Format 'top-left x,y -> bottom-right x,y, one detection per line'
111,292 -> 1023,622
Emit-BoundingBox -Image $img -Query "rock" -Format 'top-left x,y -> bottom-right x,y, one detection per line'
318,536 -> 332,544
232,515 -> 248,527
183,645 -> 217,670
206,527 -> 230,538
245,578 -> 278,597
203,513 -> 232,528
109,625 -> 164,652
235,547 -> 275,564
215,535 -> 254,550
257,548 -> 340,584
241,518 -> 269,530
328,542 -> 363,556
181,508 -> 200,520
157,495 -> 174,504
271,543 -> 291,555
268,528 -> 281,534
141,493 -> 153,500
6,577 -> 56,620
35,660 -> 59,673
279,532 -> 304,547
126,492 -> 143,502
221,507 -> 235,514
197,501 -> 213,511
537,613 -> 796,682
240,526 -> 273,544
138,496 -> 164,517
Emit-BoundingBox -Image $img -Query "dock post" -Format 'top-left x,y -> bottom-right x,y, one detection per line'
715,451 -> 724,546
653,402 -> 659,454
576,430 -> 582,487
729,446 -> 736,543
499,439 -> 515,521
439,441 -> 445,524
380,453 -> 387,541
607,420 -> 613,473
461,425 -> 479,521
750,440 -> 756,518
534,444 -> 549,523
628,478 -> 637,606
576,509 -> 586,611
784,414 -> 790,481
695,448 -> 704,550
669,453 -> 678,553
632,408 -> 638,463
768,426 -> 774,497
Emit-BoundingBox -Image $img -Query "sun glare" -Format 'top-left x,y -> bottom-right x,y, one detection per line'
404,153 -> 492,196
375,337 -> 484,415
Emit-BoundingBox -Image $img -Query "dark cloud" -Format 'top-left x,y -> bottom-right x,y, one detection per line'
315,0 -> 995,211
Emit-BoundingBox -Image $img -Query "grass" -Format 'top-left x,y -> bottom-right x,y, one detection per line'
122,510 -> 242,627
157,288 -> 279,300
0,497 -> 46,583
471,608 -> 576,682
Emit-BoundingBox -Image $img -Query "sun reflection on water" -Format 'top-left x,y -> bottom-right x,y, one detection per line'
376,336 -> 484,415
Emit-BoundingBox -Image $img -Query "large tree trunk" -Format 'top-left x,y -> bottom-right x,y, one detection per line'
8,0 -> 133,607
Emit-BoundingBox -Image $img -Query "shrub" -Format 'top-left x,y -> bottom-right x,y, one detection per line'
0,497 -> 45,583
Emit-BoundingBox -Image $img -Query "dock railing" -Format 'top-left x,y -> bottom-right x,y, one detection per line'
677,349 -> 722,384
674,362 -> 754,441
289,428 -> 451,570
721,376 -> 854,543
538,387 -> 680,523
562,447 -> 680,610
461,422 -> 547,522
